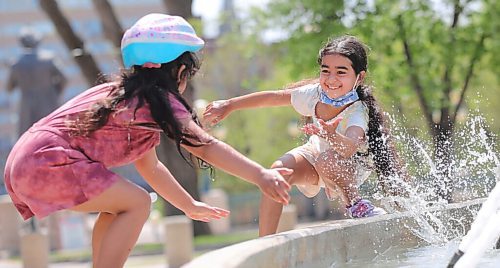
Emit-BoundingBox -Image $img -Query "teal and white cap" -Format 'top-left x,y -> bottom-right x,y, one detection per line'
121,13 -> 205,68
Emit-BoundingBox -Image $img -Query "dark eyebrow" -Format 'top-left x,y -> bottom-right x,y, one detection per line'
320,64 -> 349,70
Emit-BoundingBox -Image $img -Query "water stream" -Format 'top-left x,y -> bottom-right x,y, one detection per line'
353,112 -> 498,264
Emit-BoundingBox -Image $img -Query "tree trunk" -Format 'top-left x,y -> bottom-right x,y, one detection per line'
162,0 -> 193,17
39,0 -> 104,86
91,0 -> 123,48
158,0 -> 212,235
433,124 -> 454,202
91,0 -> 123,67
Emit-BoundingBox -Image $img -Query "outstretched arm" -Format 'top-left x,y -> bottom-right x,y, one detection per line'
180,120 -> 292,204
203,90 -> 292,125
134,148 -> 229,222
302,118 -> 365,158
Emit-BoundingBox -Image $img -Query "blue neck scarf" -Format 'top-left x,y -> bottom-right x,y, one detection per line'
319,75 -> 360,107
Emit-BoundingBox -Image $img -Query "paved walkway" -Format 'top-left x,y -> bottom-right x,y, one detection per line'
0,254 -> 167,268
0,218 -> 331,268
0,213 -> 169,268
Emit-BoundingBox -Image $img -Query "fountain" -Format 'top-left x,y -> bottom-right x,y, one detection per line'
183,112 -> 498,267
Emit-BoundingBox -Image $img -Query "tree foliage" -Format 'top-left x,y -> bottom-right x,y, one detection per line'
250,0 -> 498,133
232,0 -> 499,200
184,0 -> 499,196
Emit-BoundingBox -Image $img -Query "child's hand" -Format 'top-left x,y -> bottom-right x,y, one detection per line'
184,200 -> 230,222
318,117 -> 342,134
301,117 -> 343,140
203,100 -> 230,126
258,168 -> 292,205
301,123 -> 322,136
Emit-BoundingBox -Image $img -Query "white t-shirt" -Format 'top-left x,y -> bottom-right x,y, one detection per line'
290,83 -> 369,154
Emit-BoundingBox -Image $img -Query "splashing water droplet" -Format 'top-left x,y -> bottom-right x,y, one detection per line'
373,111 -> 498,244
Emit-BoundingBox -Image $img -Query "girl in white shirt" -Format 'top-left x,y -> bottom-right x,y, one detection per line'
204,36 -> 405,236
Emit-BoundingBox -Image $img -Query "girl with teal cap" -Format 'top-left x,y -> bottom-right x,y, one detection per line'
4,13 -> 291,267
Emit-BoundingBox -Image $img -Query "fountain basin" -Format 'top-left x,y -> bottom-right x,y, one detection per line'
183,199 -> 483,268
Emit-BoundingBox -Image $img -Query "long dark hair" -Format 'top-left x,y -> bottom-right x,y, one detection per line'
318,35 -> 407,195
68,52 -> 212,165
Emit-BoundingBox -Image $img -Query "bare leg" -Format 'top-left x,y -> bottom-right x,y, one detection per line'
91,212 -> 116,264
70,178 -> 151,268
315,149 -> 359,206
259,193 -> 284,237
259,153 -> 319,237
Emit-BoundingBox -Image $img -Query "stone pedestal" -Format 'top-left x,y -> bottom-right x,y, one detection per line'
57,211 -> 89,250
201,189 -> 230,234
39,213 -> 62,251
0,195 -> 21,255
277,204 -> 297,233
20,232 -> 49,268
164,215 -> 193,268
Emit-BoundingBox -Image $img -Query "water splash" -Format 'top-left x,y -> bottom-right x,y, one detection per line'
373,111 -> 498,244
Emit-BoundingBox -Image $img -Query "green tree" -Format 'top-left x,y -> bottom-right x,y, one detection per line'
92,0 -> 123,48
356,0 -> 497,201
250,0 -> 499,201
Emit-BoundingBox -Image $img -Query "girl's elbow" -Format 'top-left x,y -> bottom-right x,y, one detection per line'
185,142 -> 213,160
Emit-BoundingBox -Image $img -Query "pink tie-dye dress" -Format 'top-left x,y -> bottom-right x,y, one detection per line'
4,83 -> 191,220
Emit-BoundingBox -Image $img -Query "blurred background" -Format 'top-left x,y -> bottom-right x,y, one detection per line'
0,0 -> 498,244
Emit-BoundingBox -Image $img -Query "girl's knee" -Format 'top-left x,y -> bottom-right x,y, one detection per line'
271,153 -> 297,169
124,186 -> 151,220
143,189 -> 153,201
270,159 -> 286,169
271,161 -> 296,184
134,189 -> 152,211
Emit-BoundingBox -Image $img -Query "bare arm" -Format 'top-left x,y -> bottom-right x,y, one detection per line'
227,90 -> 292,110
134,148 -> 229,222
180,120 -> 292,204
303,118 -> 366,158
326,126 -> 366,158
203,89 -> 292,125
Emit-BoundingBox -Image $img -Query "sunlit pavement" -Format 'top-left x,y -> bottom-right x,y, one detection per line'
0,219 -> 331,267
0,215 -> 169,268
0,254 -> 167,268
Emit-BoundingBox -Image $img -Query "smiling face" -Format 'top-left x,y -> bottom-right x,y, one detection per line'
319,54 -> 365,99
